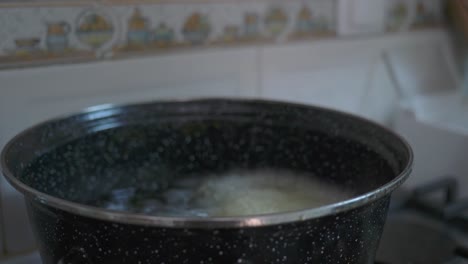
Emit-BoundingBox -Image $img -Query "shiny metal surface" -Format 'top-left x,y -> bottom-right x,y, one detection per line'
1,98 -> 413,229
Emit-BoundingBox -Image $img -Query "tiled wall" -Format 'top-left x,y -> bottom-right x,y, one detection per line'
0,0 -> 443,69
386,0 -> 443,32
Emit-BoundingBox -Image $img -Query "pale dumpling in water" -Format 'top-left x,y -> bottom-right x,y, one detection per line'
194,169 -> 351,217
216,189 -> 311,216
98,168 -> 352,217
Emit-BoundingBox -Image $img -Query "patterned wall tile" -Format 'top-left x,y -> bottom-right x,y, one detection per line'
74,7 -> 118,57
0,0 -> 444,70
411,0 -> 443,29
386,0 -> 412,32
287,0 -> 336,41
386,0 -> 444,32
0,6 -> 96,66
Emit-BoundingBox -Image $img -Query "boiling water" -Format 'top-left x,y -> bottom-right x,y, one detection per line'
97,169 -> 352,217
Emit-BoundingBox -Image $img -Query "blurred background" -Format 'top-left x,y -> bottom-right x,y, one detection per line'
0,0 -> 467,263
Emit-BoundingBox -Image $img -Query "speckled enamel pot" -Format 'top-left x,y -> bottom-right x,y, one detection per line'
1,99 -> 412,264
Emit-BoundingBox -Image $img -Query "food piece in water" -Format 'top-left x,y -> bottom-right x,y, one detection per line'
98,169 -> 351,217
194,169 -> 351,217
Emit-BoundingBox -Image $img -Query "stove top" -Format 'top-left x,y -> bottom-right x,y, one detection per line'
376,177 -> 468,264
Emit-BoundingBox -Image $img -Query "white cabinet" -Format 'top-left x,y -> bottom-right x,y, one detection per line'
359,60 -> 399,124
259,30 -> 452,123
383,43 -> 459,98
0,47 -> 258,255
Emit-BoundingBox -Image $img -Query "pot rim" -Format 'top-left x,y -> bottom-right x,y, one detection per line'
1,98 -> 413,229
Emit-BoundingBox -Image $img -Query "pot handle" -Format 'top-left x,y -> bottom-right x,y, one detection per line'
409,177 -> 468,220
57,247 -> 92,264
446,247 -> 468,264
411,177 -> 457,204
442,198 -> 468,220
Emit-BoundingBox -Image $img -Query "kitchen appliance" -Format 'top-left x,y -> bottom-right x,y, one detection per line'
1,99 -> 412,264
376,177 -> 468,264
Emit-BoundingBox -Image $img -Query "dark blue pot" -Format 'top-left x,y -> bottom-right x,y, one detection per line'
1,99 -> 412,264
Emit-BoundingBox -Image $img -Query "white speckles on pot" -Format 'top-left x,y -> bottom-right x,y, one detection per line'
30,199 -> 387,263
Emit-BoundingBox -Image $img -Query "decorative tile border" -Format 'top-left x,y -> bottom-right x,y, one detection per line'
0,0 -> 444,69
386,0 -> 444,32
